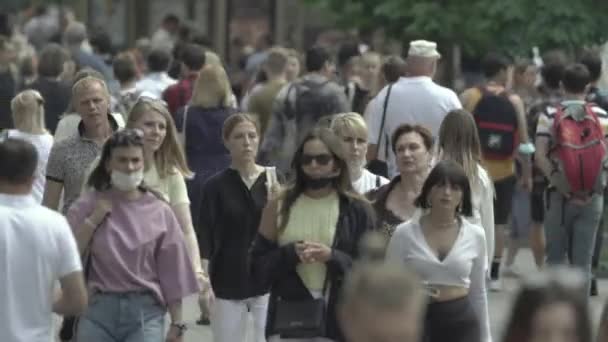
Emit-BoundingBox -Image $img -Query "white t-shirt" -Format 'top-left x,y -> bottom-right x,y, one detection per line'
5,130 -> 53,203
0,194 -> 82,342
352,168 -> 389,194
387,217 -> 491,342
366,76 -> 462,177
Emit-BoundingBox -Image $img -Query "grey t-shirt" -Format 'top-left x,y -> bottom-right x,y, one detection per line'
46,135 -> 102,214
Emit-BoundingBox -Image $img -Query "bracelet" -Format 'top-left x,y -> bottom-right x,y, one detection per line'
170,322 -> 188,336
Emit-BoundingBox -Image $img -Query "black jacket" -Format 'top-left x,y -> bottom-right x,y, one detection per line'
198,168 -> 275,299
250,194 -> 375,340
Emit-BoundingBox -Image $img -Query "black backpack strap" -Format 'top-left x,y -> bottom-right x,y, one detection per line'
377,84 -> 393,160
376,175 -> 381,188
283,83 -> 297,120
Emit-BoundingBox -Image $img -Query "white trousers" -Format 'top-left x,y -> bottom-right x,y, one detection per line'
211,294 -> 269,342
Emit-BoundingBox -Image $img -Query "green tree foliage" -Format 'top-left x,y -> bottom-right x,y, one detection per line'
304,0 -> 608,55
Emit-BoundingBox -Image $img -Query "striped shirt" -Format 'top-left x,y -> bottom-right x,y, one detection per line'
535,100 -> 608,146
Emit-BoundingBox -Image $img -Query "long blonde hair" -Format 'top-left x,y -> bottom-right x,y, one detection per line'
10,90 -> 46,134
437,109 -> 482,187
127,99 -> 193,178
190,64 -> 233,108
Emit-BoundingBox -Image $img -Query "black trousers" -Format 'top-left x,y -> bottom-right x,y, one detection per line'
423,296 -> 480,342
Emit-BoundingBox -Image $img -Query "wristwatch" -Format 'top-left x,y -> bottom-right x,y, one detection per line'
170,322 -> 188,336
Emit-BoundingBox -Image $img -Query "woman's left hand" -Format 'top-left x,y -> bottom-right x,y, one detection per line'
166,325 -> 184,342
302,242 -> 332,263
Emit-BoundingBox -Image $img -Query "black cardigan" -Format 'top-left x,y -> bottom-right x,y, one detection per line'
198,168 -> 275,299
250,194 -> 375,341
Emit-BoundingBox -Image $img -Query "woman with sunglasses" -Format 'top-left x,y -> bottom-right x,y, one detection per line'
68,129 -> 199,341
125,98 -> 209,299
251,127 -> 375,341
197,113 -> 280,342
368,124 -> 434,241
386,160 -> 491,342
504,268 -> 591,342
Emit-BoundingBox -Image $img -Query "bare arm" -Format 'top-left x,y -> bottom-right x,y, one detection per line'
53,271 -> 88,316
172,203 -> 208,290
168,299 -> 183,324
42,180 -> 63,211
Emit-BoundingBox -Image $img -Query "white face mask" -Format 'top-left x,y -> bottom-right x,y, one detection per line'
111,169 -> 144,191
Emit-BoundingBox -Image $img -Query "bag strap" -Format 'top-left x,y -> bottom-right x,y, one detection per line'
377,84 -> 393,160
376,175 -> 381,188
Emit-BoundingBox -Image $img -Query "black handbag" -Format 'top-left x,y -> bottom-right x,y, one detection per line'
366,84 -> 393,178
273,275 -> 329,338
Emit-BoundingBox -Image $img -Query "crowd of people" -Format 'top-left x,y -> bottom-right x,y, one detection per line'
4,5 -> 608,342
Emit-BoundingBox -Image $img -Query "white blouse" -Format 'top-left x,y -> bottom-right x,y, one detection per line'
386,217 -> 491,342
468,164 -> 495,266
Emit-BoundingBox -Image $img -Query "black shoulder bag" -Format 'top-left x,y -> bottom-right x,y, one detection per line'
366,84 -> 393,178
273,272 -> 330,338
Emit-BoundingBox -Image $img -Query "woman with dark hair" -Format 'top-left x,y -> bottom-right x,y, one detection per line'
68,129 -> 199,341
387,160 -> 491,342
367,124 -> 433,240
251,127 -> 375,341
198,113 -> 280,342
503,268 -> 591,342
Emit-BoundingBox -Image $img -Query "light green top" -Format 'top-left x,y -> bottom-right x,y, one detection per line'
278,192 -> 339,291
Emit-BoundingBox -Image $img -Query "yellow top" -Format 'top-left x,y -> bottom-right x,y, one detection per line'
463,87 -> 516,181
278,192 -> 339,291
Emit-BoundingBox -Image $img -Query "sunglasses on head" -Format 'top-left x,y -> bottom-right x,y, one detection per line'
301,153 -> 333,166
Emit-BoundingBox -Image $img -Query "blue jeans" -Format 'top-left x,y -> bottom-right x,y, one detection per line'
77,292 -> 166,342
544,191 -> 603,292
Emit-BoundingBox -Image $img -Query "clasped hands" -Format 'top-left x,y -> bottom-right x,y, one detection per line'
295,241 -> 332,264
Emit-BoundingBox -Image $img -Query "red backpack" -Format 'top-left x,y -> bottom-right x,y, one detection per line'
550,103 -> 607,196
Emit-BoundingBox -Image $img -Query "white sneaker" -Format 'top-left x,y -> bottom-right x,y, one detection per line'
502,265 -> 521,278
490,279 -> 502,292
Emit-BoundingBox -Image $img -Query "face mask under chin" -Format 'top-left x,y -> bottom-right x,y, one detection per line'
302,173 -> 339,190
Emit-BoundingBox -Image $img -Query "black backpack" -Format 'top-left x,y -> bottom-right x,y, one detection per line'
284,79 -> 333,144
472,87 -> 519,160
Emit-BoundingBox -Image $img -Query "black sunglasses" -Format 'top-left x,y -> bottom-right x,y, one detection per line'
301,153 -> 333,166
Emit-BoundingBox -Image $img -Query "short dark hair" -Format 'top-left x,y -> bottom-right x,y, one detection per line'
481,52 -> 512,78
414,160 -> 473,217
0,138 -> 38,184
541,50 -> 567,89
382,55 -> 406,83
147,48 -> 171,72
37,43 -> 69,78
562,63 -> 591,94
337,42 -> 360,67
89,29 -> 113,55
163,14 -> 179,26
113,52 -> 138,83
306,46 -> 331,73
579,50 -> 602,83
181,44 -> 206,71
391,124 -> 434,153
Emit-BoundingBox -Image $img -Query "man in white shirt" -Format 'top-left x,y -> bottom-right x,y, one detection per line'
0,138 -> 87,342
135,48 -> 177,99
366,40 -> 461,177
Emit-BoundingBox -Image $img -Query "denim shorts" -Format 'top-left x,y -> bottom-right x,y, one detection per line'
77,292 -> 166,342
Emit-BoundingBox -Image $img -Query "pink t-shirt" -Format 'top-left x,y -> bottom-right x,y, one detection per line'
67,190 -> 199,306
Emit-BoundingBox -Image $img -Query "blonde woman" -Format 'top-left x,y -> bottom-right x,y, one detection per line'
126,98 -> 209,299
330,112 -> 388,194
4,90 -> 53,203
437,109 -> 495,268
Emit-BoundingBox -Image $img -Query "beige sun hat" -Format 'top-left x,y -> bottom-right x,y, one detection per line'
408,40 -> 441,59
